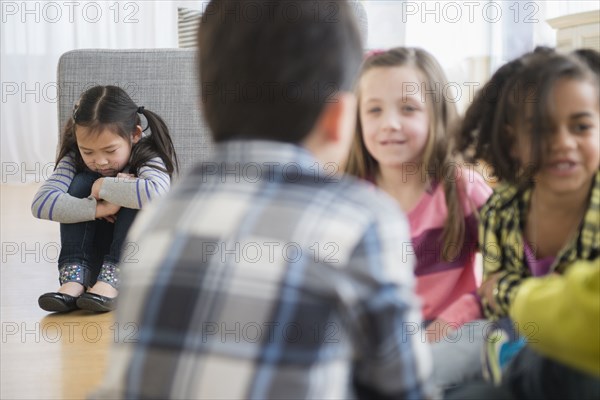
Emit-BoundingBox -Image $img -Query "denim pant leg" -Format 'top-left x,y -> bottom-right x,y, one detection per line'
94,207 -> 138,289
103,206 -> 139,266
58,171 -> 102,287
503,346 -> 600,399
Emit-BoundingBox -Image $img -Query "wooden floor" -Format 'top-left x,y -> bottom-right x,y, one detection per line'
1,184 -> 112,400
1,183 -> 486,399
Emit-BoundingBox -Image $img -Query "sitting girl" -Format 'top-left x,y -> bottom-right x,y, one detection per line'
457,49 -> 599,394
457,50 -> 599,319
33,85 -> 178,312
346,47 -> 492,389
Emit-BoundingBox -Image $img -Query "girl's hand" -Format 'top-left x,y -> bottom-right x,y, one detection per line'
117,173 -> 135,181
95,200 -> 121,222
101,214 -> 117,223
478,272 -> 503,313
91,177 -> 105,200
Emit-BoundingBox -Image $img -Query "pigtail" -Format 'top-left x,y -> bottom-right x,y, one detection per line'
56,117 -> 75,166
420,64 -> 466,262
441,170 -> 465,261
129,109 -> 179,178
436,119 -> 466,262
55,116 -> 86,172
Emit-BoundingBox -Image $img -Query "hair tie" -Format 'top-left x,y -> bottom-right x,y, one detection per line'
364,49 -> 386,60
137,106 -> 145,114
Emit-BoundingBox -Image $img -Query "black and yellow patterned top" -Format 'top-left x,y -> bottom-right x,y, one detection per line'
479,171 -> 599,320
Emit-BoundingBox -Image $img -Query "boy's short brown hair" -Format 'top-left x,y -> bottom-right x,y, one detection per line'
198,0 -> 363,143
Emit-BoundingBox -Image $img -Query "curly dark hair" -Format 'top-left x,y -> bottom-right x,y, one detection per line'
456,50 -> 598,185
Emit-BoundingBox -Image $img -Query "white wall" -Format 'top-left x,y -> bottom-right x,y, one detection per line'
1,1 -> 178,184
2,0 -> 598,183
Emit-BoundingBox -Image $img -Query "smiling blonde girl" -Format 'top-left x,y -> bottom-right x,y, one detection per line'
347,47 -> 493,390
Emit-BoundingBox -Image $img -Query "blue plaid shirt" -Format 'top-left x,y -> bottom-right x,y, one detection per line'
92,140 -> 434,399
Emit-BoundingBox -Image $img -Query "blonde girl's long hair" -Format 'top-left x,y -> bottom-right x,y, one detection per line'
346,47 -> 465,261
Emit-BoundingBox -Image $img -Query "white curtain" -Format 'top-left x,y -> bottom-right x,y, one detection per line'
362,0 -> 598,112
1,0 -> 179,183
3,1 -> 597,183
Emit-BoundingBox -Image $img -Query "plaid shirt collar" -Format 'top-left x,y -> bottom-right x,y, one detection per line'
213,140 -> 319,170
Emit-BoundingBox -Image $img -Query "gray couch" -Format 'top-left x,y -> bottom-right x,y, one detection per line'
56,1 -> 369,177
57,49 -> 214,177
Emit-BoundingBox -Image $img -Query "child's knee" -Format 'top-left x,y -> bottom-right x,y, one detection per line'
68,172 -> 98,198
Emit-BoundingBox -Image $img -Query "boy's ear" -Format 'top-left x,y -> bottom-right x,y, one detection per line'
318,92 -> 357,144
303,92 -> 357,166
132,125 -> 143,144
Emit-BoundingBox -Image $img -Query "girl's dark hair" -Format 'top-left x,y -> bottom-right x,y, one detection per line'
56,85 -> 179,177
572,48 -> 600,78
457,51 -> 598,185
346,47 -> 465,261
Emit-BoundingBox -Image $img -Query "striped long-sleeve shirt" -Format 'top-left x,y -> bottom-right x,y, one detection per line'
91,140 -> 435,400
31,152 -> 170,223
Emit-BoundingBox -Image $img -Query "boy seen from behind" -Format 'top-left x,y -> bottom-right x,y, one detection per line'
92,1 -> 434,398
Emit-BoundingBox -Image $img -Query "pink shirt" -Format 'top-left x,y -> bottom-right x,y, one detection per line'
524,241 -> 555,277
408,172 -> 492,326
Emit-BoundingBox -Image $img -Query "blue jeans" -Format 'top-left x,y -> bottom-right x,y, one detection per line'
504,346 -> 600,399
58,171 -> 138,287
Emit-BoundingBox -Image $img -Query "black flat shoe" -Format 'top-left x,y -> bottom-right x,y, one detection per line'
76,292 -> 117,312
38,292 -> 79,312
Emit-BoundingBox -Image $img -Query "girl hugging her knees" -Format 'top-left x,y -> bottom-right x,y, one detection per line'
33,85 -> 178,313
346,47 -> 493,388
